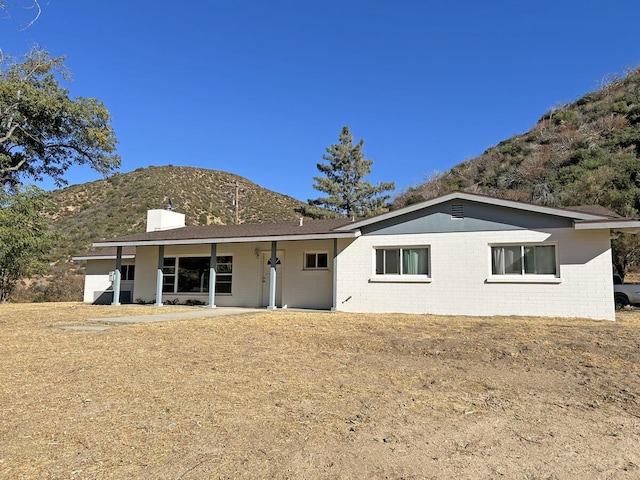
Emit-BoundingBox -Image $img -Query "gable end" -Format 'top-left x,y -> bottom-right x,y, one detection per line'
360,200 -> 575,235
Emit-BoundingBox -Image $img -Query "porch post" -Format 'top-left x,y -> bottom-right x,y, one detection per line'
268,240 -> 277,309
331,238 -> 338,311
208,243 -> 217,308
112,246 -> 122,306
155,245 -> 164,306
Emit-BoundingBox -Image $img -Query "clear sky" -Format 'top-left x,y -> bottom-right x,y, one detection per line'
2,0 -> 639,202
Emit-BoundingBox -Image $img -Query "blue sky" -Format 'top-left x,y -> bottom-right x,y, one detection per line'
2,0 -> 640,203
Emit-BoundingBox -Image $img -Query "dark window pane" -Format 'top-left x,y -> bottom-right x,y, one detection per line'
524,246 -> 556,274
162,276 -> 175,293
305,254 -> 316,269
162,257 -> 175,275
317,253 -> 328,268
178,257 -> 210,293
385,249 -> 400,274
376,250 -> 384,274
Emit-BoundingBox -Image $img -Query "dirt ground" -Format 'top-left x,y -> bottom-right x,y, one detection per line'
0,303 -> 638,479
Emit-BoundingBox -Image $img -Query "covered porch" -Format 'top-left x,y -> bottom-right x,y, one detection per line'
94,225 -> 359,311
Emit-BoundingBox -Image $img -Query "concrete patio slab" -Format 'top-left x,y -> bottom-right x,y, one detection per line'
59,325 -> 111,331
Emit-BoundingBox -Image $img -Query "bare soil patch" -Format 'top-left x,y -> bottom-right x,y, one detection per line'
1,303 -> 639,479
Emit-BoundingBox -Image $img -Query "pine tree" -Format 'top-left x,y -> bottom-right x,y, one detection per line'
307,126 -> 395,218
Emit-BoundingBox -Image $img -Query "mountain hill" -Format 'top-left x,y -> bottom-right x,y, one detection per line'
45,165 -> 306,259
395,66 -> 640,212
393,66 -> 640,275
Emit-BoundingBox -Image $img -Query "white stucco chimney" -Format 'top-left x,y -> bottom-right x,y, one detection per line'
146,209 -> 186,232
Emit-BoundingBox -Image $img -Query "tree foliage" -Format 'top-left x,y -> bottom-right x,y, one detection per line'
306,126 -> 395,218
0,186 -> 56,301
0,46 -> 120,188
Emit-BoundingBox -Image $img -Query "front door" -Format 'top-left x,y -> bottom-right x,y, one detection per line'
260,251 -> 284,307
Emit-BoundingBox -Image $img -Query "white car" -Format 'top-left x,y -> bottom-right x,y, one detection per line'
613,274 -> 640,309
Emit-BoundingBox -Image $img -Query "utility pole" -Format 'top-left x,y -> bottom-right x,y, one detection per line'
222,181 -> 246,224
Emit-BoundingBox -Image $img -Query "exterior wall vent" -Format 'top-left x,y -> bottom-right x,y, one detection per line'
451,204 -> 464,219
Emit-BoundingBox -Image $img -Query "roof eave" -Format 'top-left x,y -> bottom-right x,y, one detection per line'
574,220 -> 640,233
72,255 -> 136,261
93,231 -> 360,248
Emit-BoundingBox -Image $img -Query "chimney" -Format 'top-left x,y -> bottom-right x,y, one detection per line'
146,209 -> 186,232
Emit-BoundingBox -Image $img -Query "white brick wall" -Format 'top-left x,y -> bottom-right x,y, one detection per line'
335,228 -> 615,320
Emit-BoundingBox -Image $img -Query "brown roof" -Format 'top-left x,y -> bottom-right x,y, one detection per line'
73,246 -> 137,260
95,218 -> 357,245
564,205 -> 623,218
91,192 -> 638,250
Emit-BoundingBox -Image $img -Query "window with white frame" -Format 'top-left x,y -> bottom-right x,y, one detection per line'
162,258 -> 176,292
304,252 -> 328,270
375,247 -> 430,276
162,256 -> 233,294
215,256 -> 233,293
491,244 -> 557,276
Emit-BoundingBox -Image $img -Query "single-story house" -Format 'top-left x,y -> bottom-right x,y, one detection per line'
73,192 -> 640,320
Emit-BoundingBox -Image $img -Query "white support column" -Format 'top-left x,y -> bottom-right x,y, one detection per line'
331,238 -> 338,311
112,246 -> 122,306
208,243 -> 217,308
155,245 -> 164,307
268,240 -> 277,310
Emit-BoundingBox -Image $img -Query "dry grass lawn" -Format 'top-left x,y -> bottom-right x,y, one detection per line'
1,303 -> 639,479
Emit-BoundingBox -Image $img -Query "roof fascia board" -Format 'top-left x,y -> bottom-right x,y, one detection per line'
335,192 -> 608,231
72,255 -> 136,261
574,220 -> 640,232
93,231 -> 360,248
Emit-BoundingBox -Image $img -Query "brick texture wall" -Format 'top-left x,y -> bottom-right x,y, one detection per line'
335,228 -> 615,320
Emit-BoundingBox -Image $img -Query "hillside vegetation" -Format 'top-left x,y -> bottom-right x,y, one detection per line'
397,66 -> 640,209
395,66 -> 640,274
45,166 -> 305,259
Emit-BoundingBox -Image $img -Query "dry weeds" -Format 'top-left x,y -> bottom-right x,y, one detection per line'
1,303 -> 639,479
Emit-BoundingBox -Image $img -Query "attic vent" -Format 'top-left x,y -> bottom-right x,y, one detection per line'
451,204 -> 464,219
